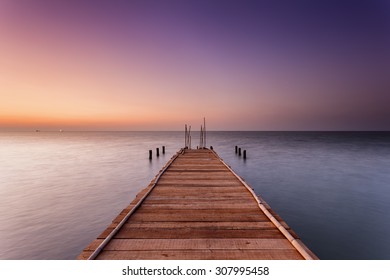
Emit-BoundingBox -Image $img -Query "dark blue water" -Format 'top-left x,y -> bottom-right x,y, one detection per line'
210,132 -> 390,260
1,131 -> 389,259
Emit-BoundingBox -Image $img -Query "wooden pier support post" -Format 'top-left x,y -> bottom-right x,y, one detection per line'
238,147 -> 241,156
162,146 -> 165,154
210,146 -> 213,150
156,148 -> 160,157
235,146 -> 238,154
243,150 -> 247,159
149,150 -> 152,160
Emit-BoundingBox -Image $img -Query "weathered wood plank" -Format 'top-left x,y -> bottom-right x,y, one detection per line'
151,193 -> 249,197
148,192 -> 252,199
103,238 -> 294,251
133,208 -> 261,213
150,186 -> 247,193
145,194 -> 253,200
157,180 -> 241,186
120,221 -> 277,229
97,249 -> 303,260
98,223 -> 281,239
161,175 -> 238,180
112,228 -> 285,239
168,165 -> 228,169
127,212 -> 269,222
138,203 -> 255,210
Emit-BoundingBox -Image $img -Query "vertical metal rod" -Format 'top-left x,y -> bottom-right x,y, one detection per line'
200,126 -> 203,148
202,126 -> 204,148
204,117 -> 206,148
185,124 -> 187,148
200,126 -> 201,148
188,126 -> 191,149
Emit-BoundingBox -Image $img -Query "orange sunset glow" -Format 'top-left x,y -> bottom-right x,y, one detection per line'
1,1 -> 389,131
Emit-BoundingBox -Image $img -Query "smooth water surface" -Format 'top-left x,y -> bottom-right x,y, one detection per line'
1,131 -> 389,259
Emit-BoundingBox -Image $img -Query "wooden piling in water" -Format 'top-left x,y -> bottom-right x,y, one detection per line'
156,148 -> 160,157
162,146 -> 165,154
238,147 -> 241,156
148,150 -> 152,160
243,150 -> 247,159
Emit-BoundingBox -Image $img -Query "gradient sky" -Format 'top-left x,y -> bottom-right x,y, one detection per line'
1,0 -> 389,131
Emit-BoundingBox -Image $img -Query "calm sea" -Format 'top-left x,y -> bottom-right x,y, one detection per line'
0,131 -> 389,260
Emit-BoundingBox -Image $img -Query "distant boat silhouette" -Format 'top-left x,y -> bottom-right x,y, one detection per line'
35,130 -> 40,132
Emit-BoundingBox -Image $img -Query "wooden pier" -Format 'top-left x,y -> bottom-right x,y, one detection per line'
78,149 -> 318,260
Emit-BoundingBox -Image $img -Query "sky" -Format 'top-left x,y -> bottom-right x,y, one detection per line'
1,0 -> 389,131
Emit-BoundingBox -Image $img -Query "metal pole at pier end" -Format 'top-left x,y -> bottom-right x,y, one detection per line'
204,117 -> 206,148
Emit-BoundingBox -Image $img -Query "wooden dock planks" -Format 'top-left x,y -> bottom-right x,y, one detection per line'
78,149 -> 318,260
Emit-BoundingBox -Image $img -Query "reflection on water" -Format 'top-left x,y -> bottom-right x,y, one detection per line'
0,132 -> 180,259
0,131 -> 389,259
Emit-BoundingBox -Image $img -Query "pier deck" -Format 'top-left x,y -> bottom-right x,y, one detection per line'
78,149 -> 317,260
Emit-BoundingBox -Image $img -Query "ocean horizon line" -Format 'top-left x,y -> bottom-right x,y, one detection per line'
1,129 -> 390,133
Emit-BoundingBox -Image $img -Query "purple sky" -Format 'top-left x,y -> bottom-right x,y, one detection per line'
1,0 -> 390,130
